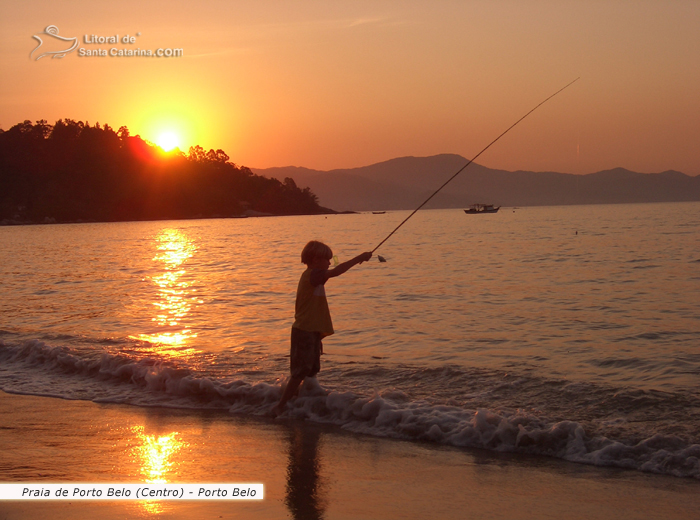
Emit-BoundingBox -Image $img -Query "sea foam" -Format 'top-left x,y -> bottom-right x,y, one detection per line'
1,339 -> 698,479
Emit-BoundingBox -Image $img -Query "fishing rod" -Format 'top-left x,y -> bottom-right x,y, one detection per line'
371,77 -> 580,261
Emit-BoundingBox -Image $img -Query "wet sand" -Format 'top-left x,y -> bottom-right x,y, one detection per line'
0,391 -> 698,519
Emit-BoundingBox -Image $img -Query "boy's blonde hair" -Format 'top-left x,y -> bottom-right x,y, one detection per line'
301,241 -> 333,265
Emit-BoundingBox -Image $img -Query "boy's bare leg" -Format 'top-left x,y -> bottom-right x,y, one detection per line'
272,376 -> 303,416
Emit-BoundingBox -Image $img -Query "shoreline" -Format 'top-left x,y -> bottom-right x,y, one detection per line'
1,391 -> 698,519
0,209 -> 346,227
3,200 -> 698,228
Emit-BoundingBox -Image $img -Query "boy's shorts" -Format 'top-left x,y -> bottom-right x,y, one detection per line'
290,327 -> 322,379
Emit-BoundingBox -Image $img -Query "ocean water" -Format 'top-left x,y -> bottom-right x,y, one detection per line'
1,203 -> 699,479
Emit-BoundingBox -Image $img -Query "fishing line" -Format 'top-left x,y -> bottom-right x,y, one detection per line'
371,77 -> 580,260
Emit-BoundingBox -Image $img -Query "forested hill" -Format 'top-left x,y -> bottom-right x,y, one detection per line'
0,119 -> 330,224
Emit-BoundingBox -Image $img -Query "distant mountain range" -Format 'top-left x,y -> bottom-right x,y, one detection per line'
253,154 -> 700,212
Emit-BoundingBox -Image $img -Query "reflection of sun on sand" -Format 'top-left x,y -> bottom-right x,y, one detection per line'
30,25 -> 79,60
131,426 -> 183,483
1,392 -> 698,520
131,425 -> 185,515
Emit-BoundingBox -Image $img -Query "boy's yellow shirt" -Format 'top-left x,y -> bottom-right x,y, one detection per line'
292,268 -> 334,337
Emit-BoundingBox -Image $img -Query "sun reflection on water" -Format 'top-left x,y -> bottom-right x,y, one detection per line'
130,228 -> 203,357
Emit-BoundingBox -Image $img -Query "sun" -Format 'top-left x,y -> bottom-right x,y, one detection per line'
156,132 -> 180,152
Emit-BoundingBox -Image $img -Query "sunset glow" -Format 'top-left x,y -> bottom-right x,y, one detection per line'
2,2 -> 698,516
1,1 -> 699,175
156,132 -> 179,152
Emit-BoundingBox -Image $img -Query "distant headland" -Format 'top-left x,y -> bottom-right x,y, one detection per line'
0,119 -> 333,225
3,121 -> 698,225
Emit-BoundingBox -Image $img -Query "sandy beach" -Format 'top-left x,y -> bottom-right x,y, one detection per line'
1,390 -> 697,520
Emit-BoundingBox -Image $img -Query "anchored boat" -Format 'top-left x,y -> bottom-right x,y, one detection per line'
464,204 -> 500,214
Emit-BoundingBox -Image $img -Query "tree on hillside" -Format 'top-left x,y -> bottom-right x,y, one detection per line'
0,119 -> 328,223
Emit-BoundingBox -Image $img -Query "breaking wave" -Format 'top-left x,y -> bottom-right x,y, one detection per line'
1,339 -> 698,479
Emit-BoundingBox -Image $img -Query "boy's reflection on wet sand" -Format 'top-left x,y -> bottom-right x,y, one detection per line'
285,423 -> 326,520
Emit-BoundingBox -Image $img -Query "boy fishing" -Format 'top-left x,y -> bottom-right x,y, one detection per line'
272,241 -> 372,415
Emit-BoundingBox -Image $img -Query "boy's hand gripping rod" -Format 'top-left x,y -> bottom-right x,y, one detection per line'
371,77 -> 580,261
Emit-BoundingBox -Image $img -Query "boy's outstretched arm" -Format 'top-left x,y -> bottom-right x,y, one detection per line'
327,252 -> 372,278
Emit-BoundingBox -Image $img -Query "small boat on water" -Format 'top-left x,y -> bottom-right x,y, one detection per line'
372,211 -> 386,214
464,204 -> 500,214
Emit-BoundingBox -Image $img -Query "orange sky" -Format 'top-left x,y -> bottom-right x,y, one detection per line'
1,1 -> 698,175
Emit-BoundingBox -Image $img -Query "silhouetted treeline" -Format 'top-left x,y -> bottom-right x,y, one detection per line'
0,119 -> 330,224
